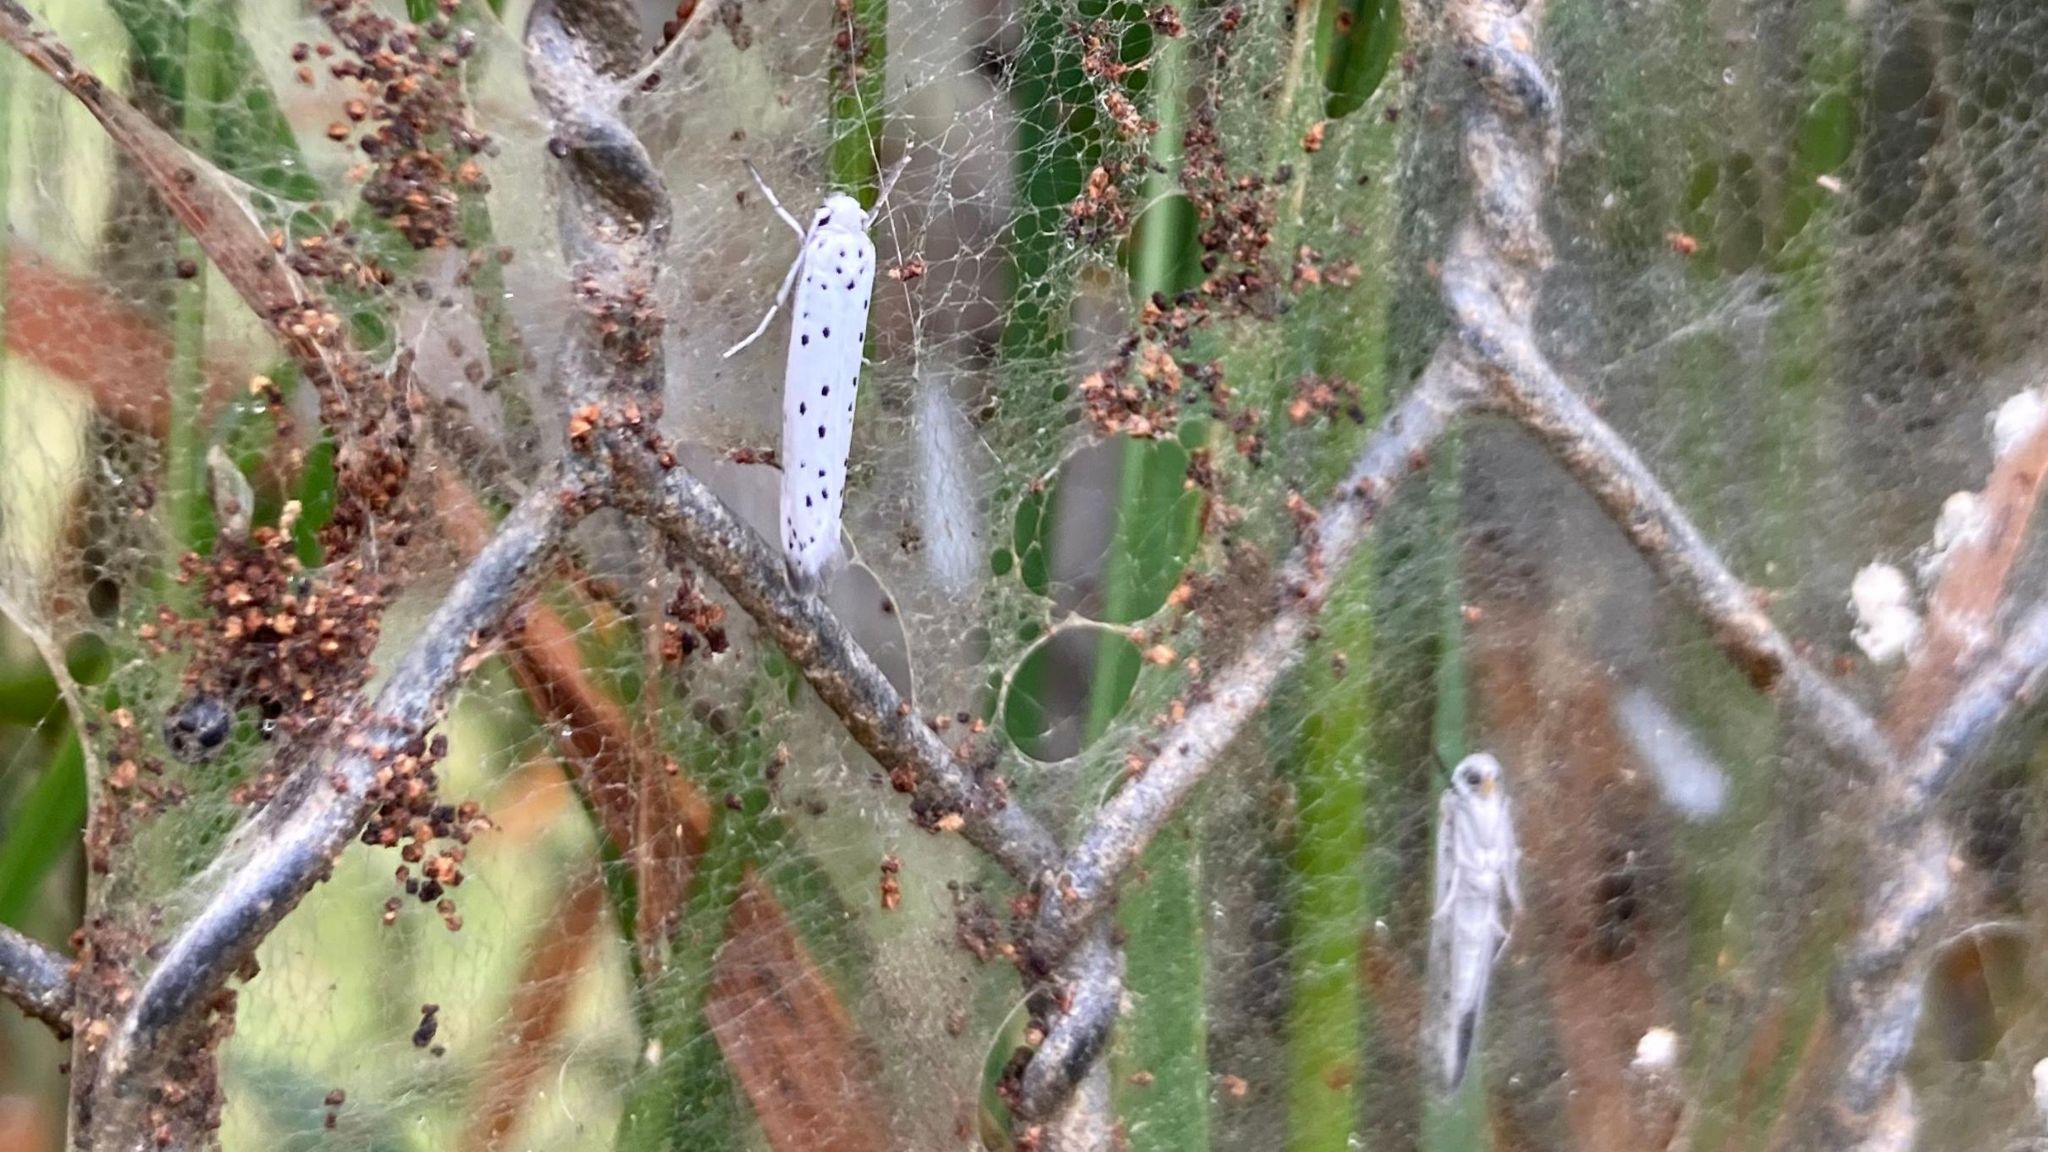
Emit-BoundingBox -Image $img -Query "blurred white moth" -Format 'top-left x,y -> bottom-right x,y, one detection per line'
724,161 -> 904,593
1427,751 -> 1522,1094
1613,687 -> 1729,822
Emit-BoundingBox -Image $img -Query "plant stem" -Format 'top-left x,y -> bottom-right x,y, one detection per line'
1100,21 -> 1208,1150
1000,0 -> 1090,367
830,0 -> 887,205
1271,27 -> 1403,1145
165,0 -> 233,563
1418,438 -> 1486,1151
1284,577 -> 1372,1152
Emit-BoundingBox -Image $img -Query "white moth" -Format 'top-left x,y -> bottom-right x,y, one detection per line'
724,161 -> 903,593
1427,751 -> 1522,1094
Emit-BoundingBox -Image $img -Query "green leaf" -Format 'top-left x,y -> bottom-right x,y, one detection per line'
293,438 -> 339,567
104,0 -> 323,205
1114,820 -> 1209,1152
1003,626 -> 1142,762
0,732 -> 85,928
1320,0 -> 1401,120
0,665 -> 57,726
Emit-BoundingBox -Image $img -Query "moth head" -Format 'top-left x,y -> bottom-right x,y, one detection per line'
816,193 -> 870,235
1454,752 -> 1503,798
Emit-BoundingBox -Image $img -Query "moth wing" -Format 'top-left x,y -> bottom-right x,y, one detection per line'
1443,884 -> 1507,1094
1433,789 -> 1457,919
1423,913 -> 1458,1090
779,225 -> 875,588
1500,794 -> 1523,917
1444,933 -> 1493,1093
1426,789 -> 1468,1092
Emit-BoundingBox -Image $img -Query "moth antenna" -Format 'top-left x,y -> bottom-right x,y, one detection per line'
871,152 -> 913,218
723,247 -> 805,358
742,160 -> 807,238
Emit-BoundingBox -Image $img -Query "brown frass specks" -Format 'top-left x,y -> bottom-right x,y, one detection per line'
318,0 -> 486,251
364,732 -> 491,931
